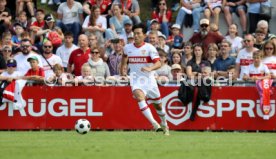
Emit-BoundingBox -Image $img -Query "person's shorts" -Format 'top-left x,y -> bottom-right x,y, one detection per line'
131,83 -> 161,104
226,5 -> 247,16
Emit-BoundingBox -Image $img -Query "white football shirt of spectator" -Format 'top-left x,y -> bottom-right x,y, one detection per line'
262,56 -> 276,76
243,63 -> 270,78
56,44 -> 79,67
40,54 -> 63,78
236,48 -> 255,79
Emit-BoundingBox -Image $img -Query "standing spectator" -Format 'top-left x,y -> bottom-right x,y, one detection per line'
247,0 -> 272,34
213,40 -> 236,78
87,46 -> 110,79
223,0 -> 247,35
56,31 -> 79,71
175,0 -> 204,33
40,41 -> 63,78
204,0 -> 222,27
186,44 -> 211,79
235,34 -> 258,79
151,0 -> 172,38
67,34 -> 90,76
225,23 -> 243,57
114,0 -> 141,25
106,3 -> 131,40
242,50 -> 270,81
0,0 -> 12,34
82,5 -> 107,47
14,39 -> 43,75
57,0 -> 83,44
189,18 -> 224,58
262,40 -> 276,79
107,38 -> 123,76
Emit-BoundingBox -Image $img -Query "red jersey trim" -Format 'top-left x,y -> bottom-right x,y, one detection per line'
152,58 -> 160,63
240,59 -> 254,66
265,63 -> 276,70
249,73 -> 264,77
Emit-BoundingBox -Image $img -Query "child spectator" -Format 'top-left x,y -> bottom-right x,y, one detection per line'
254,28 -> 266,50
155,48 -> 171,81
0,59 -> 22,82
23,56 -> 45,83
167,24 -> 183,47
12,23 -> 24,48
225,23 -> 243,58
243,50 -> 270,81
75,63 -> 94,85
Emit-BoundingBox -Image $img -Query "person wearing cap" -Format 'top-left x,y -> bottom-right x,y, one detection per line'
23,56 -> 45,83
14,39 -> 43,75
11,22 -> 24,47
157,33 -> 169,54
146,19 -> 162,36
169,63 -> 183,81
114,0 -> 141,25
82,5 -> 107,47
167,24 -> 183,46
16,0 -> 35,22
151,0 -> 172,38
175,0 -> 204,33
57,0 -> 83,45
123,19 -> 133,43
0,59 -> 22,82
107,38 -> 123,76
189,18 -> 224,58
30,9 -> 45,33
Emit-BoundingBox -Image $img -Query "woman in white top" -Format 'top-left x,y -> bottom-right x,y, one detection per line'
82,5 -> 107,47
262,41 -> 276,79
225,23 -> 243,58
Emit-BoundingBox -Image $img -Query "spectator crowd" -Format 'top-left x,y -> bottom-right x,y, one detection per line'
0,0 -> 275,86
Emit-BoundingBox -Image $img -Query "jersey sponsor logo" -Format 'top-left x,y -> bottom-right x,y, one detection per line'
249,73 -> 264,77
128,56 -> 152,63
240,59 -> 253,66
265,63 -> 276,69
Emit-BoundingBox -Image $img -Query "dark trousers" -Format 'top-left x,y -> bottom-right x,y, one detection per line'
248,13 -> 270,34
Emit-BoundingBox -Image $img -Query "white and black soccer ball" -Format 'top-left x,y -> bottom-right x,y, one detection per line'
75,119 -> 91,134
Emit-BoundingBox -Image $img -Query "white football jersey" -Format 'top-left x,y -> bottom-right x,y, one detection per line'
243,63 -> 270,78
236,48 -> 255,78
262,56 -> 276,75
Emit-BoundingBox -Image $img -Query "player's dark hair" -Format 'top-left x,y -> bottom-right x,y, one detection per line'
132,23 -> 147,34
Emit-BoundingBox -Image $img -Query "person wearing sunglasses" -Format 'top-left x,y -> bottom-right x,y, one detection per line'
1,45 -> 13,63
0,59 -> 22,82
262,40 -> 276,79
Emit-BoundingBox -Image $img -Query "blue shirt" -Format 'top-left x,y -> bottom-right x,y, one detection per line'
213,56 -> 236,71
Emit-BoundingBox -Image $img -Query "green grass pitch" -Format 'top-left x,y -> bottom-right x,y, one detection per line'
0,131 -> 275,159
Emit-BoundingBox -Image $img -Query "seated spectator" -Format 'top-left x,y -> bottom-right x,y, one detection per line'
83,0 -> 112,16
56,31 -> 79,71
207,43 -> 218,69
262,40 -> 276,79
189,18 -> 224,58
254,28 -> 266,50
225,23 -> 243,57
155,48 -> 171,81
235,34 -> 258,79
213,40 -> 236,78
175,0 -> 204,33
82,5 -> 107,47
247,0 -> 272,34
75,63 -> 94,85
223,0 -> 247,35
242,50 -> 270,81
16,11 -> 31,31
122,19 -> 133,43
0,0 -> 12,33
47,63 -> 71,86
30,9 -> 45,34
105,3 -> 131,40
23,56 -> 45,83
204,0 -> 222,27
157,34 -> 169,54
186,44 -> 211,79
0,32 -> 12,50
114,0 -> 141,25
16,0 -> 35,22
57,0 -> 83,44
226,65 -> 237,81
1,45 -> 13,64
169,63 -> 183,81
169,35 -> 184,64
167,24 -> 183,47
151,0 -> 172,38
11,23 -> 24,48
126,32 -> 134,44
87,46 -> 110,80
107,38 -> 123,76
147,31 -> 159,48
171,52 -> 183,67
256,20 -> 276,42
0,59 -> 22,82
183,42 -> 193,66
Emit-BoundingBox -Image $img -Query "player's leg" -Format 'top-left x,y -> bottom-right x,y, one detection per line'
133,89 -> 161,131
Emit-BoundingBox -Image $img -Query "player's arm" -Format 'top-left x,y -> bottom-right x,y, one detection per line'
141,60 -> 161,72
120,54 -> 128,76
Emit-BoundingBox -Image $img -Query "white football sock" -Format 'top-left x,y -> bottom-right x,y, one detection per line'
157,109 -> 167,126
138,101 -> 157,124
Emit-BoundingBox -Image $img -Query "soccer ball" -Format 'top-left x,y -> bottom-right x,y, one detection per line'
75,119 -> 91,134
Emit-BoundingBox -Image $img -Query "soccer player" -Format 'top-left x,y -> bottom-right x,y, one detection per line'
120,23 -> 169,136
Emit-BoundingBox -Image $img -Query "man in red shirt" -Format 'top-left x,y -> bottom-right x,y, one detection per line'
67,34 -> 90,76
24,56 -> 45,83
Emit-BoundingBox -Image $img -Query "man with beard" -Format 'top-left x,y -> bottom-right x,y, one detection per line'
40,41 -> 63,78
14,39 -> 43,75
189,18 -> 223,59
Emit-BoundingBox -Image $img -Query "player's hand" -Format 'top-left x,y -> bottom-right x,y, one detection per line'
141,67 -> 152,72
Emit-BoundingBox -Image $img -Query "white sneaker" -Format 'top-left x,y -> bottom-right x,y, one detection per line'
152,122 -> 162,132
161,124 -> 170,136
41,0 -> 47,4
48,0 -> 53,5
